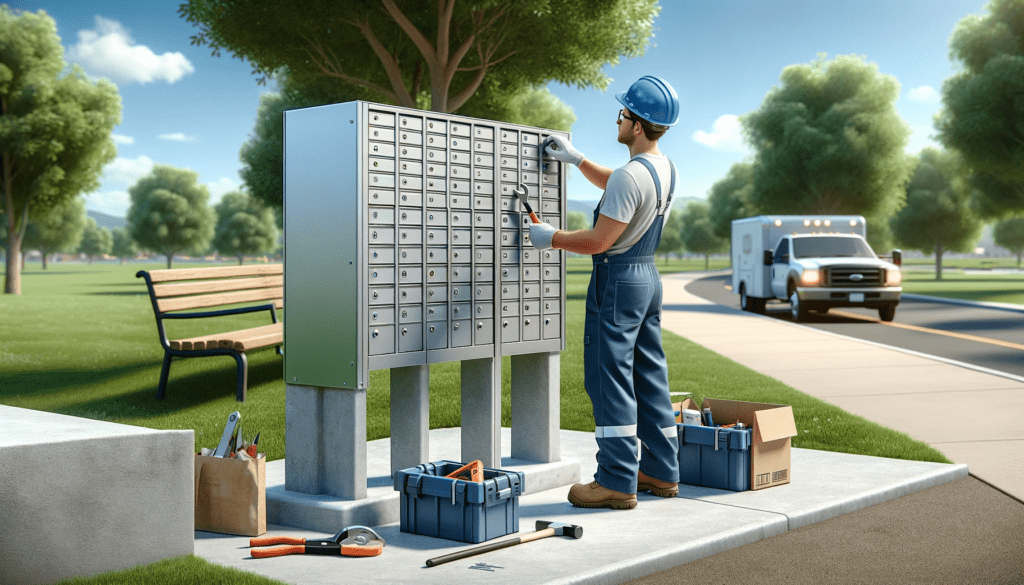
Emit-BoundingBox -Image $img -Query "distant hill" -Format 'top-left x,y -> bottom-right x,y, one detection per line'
87,210 -> 126,231
568,196 -> 705,218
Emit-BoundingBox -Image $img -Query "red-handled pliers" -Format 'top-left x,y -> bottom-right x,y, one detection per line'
249,525 -> 385,558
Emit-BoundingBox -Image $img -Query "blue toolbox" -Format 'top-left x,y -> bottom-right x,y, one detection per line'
677,424 -> 753,491
393,460 -> 525,543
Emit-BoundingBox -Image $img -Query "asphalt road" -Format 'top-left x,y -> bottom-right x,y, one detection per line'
685,273 -> 1024,380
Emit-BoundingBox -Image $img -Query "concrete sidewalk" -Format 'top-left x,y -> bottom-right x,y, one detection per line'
659,271 -> 1024,502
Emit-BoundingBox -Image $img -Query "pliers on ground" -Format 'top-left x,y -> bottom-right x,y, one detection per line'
249,525 -> 385,558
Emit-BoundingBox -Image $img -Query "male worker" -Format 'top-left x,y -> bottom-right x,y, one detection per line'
531,75 -> 680,510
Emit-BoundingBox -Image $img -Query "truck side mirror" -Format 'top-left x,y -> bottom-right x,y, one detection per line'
892,249 -> 901,266
763,250 -> 773,266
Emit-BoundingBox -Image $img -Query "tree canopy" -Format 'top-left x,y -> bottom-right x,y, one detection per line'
22,196 -> 86,270
741,54 -> 913,223
78,216 -> 113,264
680,201 -> 725,269
179,0 -> 658,113
212,190 -> 278,264
655,208 -> 684,262
993,216 -> 1024,267
1,7 -> 121,293
706,162 -> 754,241
110,228 -> 139,264
126,165 -> 216,269
890,148 -> 982,279
936,0 -> 1024,217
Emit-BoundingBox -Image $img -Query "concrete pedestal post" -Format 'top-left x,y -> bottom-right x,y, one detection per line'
511,352 -> 561,463
285,384 -> 366,500
390,364 -> 430,474
461,357 -> 501,467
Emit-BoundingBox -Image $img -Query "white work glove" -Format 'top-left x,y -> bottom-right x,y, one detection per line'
542,136 -> 584,166
529,222 -> 558,251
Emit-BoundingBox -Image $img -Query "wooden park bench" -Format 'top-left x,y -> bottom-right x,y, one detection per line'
136,264 -> 283,401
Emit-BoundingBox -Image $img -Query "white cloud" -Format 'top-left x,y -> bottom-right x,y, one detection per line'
207,177 -> 241,204
103,155 -> 155,185
111,134 -> 134,145
906,85 -> 940,103
85,190 -> 131,218
158,132 -> 198,142
67,16 -> 195,84
692,115 -> 751,154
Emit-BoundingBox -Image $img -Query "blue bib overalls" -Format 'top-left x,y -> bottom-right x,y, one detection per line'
584,156 -> 679,494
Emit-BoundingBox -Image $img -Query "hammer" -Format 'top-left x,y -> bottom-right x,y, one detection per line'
425,520 -> 582,567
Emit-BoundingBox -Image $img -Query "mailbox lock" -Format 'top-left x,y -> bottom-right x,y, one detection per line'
402,270 -> 407,278
372,329 -> 379,338
402,328 -> 408,335
478,322 -> 484,329
372,291 -> 379,299
402,291 -> 407,299
454,307 -> 460,315
402,212 -> 407,220
453,289 -> 459,296
454,323 -> 460,331
503,321 -> 509,328
371,312 -> 378,320
402,310 -> 408,318
372,271 -> 378,278
429,269 -> 435,277
545,318 -> 551,325
525,319 -> 531,326
429,290 -> 434,297
430,326 -> 435,332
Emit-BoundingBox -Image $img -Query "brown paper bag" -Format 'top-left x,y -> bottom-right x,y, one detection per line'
194,454 -> 266,536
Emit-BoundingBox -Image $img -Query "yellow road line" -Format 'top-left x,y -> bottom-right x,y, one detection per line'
829,309 -> 1024,352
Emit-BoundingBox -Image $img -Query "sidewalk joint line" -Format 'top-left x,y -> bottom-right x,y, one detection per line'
676,496 -> 793,529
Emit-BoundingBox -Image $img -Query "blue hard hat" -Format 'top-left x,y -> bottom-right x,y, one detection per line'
615,75 -> 680,127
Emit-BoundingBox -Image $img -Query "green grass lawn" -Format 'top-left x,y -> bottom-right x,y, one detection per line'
2,258 -> 953,585
899,268 -> 1024,305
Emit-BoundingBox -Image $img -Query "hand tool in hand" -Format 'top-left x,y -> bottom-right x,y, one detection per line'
212,411 -> 241,457
425,520 -> 582,567
512,183 -> 540,224
444,459 -> 483,482
250,525 -> 386,558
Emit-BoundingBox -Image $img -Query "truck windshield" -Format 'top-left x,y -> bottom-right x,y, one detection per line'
792,236 -> 875,259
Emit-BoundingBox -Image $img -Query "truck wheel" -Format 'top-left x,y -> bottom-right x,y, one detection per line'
740,283 -> 751,311
789,289 -> 808,322
879,304 -> 897,322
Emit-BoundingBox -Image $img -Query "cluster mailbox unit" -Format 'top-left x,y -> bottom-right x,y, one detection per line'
283,101 -> 570,500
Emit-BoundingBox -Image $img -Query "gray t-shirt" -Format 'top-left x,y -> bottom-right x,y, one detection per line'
596,153 -> 675,255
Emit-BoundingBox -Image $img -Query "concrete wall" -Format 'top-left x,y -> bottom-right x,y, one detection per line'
0,406 -> 194,585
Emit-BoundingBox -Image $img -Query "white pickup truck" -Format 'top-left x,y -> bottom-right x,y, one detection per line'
731,215 -> 902,322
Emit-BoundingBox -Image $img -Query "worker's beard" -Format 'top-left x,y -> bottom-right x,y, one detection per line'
617,131 -> 635,148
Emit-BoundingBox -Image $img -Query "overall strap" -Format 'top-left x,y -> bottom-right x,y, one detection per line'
630,156 -> 677,216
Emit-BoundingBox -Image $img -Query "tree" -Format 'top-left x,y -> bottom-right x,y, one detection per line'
77,217 -> 113,264
566,211 -> 589,232
110,228 -> 138,265
212,190 -> 278,265
1,8 -> 121,294
179,0 -> 658,113
126,165 -> 216,269
21,196 -> 86,269
936,0 -> 1024,218
655,208 -> 684,262
993,216 -> 1024,267
680,201 -> 726,270
891,149 -> 983,280
741,54 -> 914,223
707,162 -> 754,241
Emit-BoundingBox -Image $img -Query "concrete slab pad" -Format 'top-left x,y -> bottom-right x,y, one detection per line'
195,429 -> 966,585
932,440 -> 1024,501
826,388 -> 1024,443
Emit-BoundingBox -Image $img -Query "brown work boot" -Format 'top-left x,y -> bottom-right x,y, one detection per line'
637,470 -> 678,497
567,481 -> 637,509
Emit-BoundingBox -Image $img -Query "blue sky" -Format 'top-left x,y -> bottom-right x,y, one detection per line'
14,0 -> 990,217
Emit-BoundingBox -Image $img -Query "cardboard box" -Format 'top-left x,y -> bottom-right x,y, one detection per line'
703,398 -> 797,490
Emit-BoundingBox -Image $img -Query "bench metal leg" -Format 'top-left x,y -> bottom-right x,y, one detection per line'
157,352 -> 172,399
233,352 -> 248,402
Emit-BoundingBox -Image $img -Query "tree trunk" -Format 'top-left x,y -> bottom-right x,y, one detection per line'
42,254 -> 49,270
1017,251 -> 1022,268
238,255 -> 244,265
935,245 -> 943,280
166,254 -> 173,269
704,254 -> 710,270
4,241 -> 20,295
